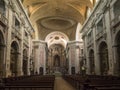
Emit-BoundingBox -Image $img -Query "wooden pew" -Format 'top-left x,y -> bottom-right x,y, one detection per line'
0,75 -> 55,90
94,86 -> 120,90
83,75 -> 120,90
63,75 -> 120,90
0,86 -> 53,90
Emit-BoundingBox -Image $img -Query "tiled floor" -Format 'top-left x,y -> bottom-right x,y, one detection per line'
54,77 -> 76,90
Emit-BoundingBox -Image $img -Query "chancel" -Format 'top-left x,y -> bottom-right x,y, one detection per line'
0,0 -> 120,90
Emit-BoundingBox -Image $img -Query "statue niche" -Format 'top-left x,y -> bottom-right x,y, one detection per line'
54,55 -> 60,67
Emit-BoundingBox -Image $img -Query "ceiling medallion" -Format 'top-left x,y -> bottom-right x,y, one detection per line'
40,16 -> 76,30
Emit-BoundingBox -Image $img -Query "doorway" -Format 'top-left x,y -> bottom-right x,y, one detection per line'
99,42 -> 109,75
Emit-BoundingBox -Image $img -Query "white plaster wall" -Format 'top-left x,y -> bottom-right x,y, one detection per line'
104,10 -> 114,75
76,23 -> 83,41
33,41 -> 47,75
67,41 -> 83,74
6,3 -> 13,77
81,0 -> 119,75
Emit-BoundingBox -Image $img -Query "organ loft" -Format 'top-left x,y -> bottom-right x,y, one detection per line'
0,0 -> 120,90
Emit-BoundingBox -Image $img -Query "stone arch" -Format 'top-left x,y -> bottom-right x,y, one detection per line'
98,41 -> 109,75
23,49 -> 28,75
89,49 -> 95,74
0,31 -> 5,77
10,41 -> 19,76
48,44 -> 65,73
45,31 -> 69,48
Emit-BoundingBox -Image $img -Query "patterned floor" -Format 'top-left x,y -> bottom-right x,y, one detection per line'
54,77 -> 76,90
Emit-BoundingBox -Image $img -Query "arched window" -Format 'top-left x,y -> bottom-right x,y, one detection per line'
86,7 -> 92,18
0,0 -> 5,15
114,0 -> 120,18
21,0 -> 24,3
96,0 -> 100,3
90,0 -> 94,4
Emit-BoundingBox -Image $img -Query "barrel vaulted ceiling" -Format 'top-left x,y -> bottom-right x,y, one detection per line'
22,0 -> 94,41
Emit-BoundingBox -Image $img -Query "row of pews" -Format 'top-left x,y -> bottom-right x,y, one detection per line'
0,75 -> 55,90
63,75 -> 120,90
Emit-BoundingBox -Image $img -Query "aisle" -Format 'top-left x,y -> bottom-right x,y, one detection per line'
54,77 -> 76,90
